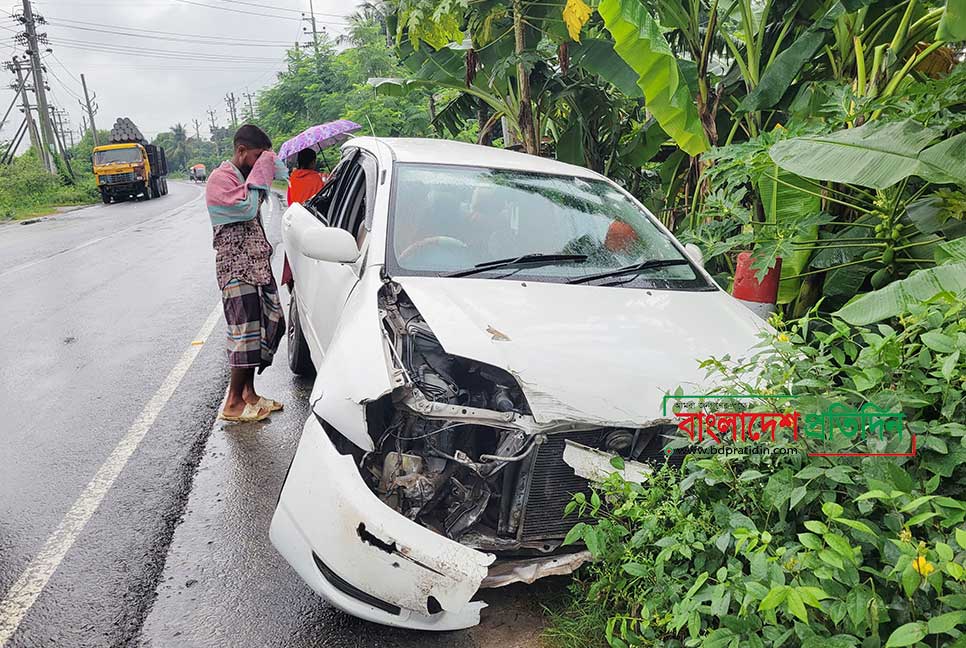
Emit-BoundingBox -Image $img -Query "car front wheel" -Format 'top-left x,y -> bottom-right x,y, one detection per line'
287,289 -> 314,376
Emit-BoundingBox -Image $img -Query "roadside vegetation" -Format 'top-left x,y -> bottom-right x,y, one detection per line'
143,1 -> 964,643
323,1 -> 962,645
555,296 -> 966,646
0,150 -> 98,220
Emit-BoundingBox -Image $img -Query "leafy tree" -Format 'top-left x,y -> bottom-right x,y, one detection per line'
256,17 -> 433,153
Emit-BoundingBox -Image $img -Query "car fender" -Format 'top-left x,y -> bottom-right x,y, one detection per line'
308,268 -> 398,451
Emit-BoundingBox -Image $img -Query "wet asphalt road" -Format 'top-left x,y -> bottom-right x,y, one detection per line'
1,183 -> 550,648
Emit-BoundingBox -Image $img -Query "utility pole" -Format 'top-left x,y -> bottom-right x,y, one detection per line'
224,92 -> 238,129
47,107 -> 73,177
2,119 -> 28,165
242,90 -> 256,122
302,0 -> 320,59
20,0 -> 57,172
207,106 -> 220,157
0,69 -> 27,132
49,104 -> 60,141
192,117 -> 201,141
79,73 -> 98,146
53,106 -> 71,149
7,58 -> 41,162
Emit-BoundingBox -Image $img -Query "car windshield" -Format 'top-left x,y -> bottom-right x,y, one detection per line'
94,148 -> 142,165
388,163 -> 710,289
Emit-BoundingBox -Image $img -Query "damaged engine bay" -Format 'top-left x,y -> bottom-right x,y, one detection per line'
347,281 -> 676,556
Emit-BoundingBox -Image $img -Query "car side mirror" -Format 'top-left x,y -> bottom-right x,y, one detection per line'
299,227 -> 360,264
684,243 -> 705,267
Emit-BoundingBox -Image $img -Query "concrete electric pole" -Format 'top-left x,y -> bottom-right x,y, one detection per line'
0,67 -> 27,132
224,92 -> 238,129
242,91 -> 256,122
207,106 -> 220,156
302,0 -> 320,59
47,105 -> 73,178
7,58 -> 42,162
20,0 -> 57,172
79,73 -> 98,146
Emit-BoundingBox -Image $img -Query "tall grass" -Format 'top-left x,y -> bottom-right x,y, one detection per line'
0,151 -> 98,220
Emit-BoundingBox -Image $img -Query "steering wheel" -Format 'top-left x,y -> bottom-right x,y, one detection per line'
398,236 -> 470,268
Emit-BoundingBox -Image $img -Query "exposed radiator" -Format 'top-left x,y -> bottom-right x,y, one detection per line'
515,426 -> 680,542
517,430 -> 600,542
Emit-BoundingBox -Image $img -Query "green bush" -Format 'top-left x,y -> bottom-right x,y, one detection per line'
0,152 -> 98,219
556,296 -> 966,647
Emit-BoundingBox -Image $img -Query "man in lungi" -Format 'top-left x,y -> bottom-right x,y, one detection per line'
206,124 -> 288,422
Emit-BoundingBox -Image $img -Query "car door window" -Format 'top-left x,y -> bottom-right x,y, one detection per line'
335,153 -> 378,248
304,149 -> 359,225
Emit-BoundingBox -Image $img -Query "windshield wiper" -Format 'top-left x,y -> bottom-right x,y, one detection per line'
442,253 -> 587,278
566,259 -> 690,285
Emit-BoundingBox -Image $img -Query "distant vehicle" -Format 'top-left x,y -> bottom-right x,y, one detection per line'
189,164 -> 207,183
92,117 -> 168,204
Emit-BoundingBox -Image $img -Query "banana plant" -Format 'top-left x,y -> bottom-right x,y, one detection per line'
765,118 -> 966,305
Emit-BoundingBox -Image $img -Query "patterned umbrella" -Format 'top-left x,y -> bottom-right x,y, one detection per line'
277,119 -> 363,162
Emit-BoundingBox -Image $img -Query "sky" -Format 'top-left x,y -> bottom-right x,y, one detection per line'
0,0 -> 360,153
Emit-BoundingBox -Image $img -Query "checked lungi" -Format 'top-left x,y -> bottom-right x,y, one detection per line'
222,277 -> 284,372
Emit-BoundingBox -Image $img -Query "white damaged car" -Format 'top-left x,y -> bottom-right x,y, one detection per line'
270,138 -> 764,630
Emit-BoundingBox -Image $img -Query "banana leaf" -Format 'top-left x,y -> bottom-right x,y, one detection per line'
757,168 -> 822,303
937,0 -> 966,41
598,0 -> 708,156
834,261 -> 966,325
621,119 -> 668,166
936,236 -> 966,263
569,38 -> 644,98
739,3 -> 845,113
769,120 -> 966,189
556,119 -> 585,165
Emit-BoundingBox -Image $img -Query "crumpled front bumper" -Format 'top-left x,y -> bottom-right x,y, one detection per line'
270,416 -> 495,630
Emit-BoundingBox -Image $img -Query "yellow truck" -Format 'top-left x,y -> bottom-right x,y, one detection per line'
92,118 -> 169,204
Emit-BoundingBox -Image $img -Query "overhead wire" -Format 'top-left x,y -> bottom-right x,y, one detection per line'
46,16 -> 297,45
171,0 -> 347,25
48,38 -> 285,63
45,62 -> 84,102
44,21 -> 297,48
193,0 -> 310,15
48,51 -> 85,92
205,0 -> 348,20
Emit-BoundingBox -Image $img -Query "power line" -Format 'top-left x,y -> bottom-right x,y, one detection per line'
46,16 -> 297,44
47,36 -> 285,60
200,0 -> 347,19
48,50 -> 84,91
69,63 -> 282,72
171,0 -> 308,23
48,39 -> 285,63
44,61 -> 84,102
175,0 -> 349,26
45,20 -> 298,48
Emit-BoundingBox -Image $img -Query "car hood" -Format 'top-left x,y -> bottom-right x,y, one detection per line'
394,277 -> 767,426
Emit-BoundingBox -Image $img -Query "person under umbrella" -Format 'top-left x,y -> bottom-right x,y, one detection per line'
286,148 -> 327,206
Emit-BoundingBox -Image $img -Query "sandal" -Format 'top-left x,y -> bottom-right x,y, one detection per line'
257,397 -> 284,412
219,402 -> 271,422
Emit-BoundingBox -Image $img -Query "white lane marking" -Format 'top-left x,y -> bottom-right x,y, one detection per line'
0,301 -> 223,646
0,191 -> 205,280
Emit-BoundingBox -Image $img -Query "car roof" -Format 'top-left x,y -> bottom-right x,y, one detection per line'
346,137 -> 603,180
